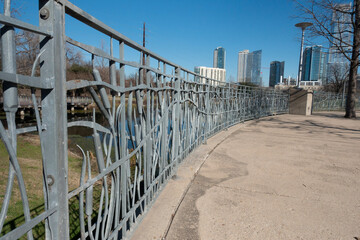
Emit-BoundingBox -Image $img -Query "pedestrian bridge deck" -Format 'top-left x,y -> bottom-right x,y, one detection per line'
132,112 -> 360,240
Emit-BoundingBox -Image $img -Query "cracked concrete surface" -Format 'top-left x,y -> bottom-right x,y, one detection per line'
132,112 -> 360,240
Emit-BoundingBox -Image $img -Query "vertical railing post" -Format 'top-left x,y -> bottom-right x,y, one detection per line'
236,86 -> 240,122
39,0 -> 69,239
221,85 -> 225,129
272,89 -> 275,115
172,67 -> 181,165
184,73 -> 189,152
250,87 -> 254,119
242,86 -> 246,122
257,88 -> 261,118
240,86 -> 243,122
118,40 -> 127,238
203,78 -> 210,144
145,54 -> 152,200
160,62 -> 168,182
228,84 -> 231,125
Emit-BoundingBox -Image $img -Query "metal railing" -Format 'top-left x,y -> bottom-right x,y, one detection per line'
0,1 -> 289,239
312,91 -> 360,112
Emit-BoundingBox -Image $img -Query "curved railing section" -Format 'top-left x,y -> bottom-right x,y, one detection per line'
0,0 -> 288,239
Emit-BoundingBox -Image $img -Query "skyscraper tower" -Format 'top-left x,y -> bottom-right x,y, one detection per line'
329,3 -> 352,62
213,47 -> 226,69
251,50 -> 262,86
237,49 -> 262,85
237,50 -> 249,83
301,45 -> 328,84
328,3 -> 352,84
269,61 -> 285,87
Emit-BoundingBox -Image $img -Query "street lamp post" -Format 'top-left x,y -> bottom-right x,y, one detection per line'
295,22 -> 313,87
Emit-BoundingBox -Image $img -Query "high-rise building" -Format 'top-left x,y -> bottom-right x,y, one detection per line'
194,66 -> 226,85
301,45 -> 327,85
269,61 -> 285,87
245,51 -> 253,83
329,3 -> 352,62
237,49 -> 262,85
302,47 -> 312,82
251,50 -> 262,86
213,47 -> 226,69
327,3 -> 352,84
237,50 -> 249,83
319,51 -> 329,84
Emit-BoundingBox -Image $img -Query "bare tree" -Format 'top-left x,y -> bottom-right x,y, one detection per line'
1,1 -> 83,76
324,62 -> 349,92
15,31 -> 39,75
66,43 -> 83,67
295,0 -> 359,118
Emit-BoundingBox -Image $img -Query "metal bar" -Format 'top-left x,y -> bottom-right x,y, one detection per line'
0,71 -> 53,89
65,79 -> 174,92
39,0 -> 69,239
173,67 -> 181,164
0,206 -> 57,240
145,54 -> 151,203
0,14 -> 53,36
119,39 -> 127,239
66,37 -> 171,76
67,121 -> 111,133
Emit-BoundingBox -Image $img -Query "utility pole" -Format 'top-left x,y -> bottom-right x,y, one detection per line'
143,23 -> 146,47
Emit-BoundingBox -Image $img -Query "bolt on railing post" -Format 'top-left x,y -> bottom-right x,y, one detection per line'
39,0 -> 69,239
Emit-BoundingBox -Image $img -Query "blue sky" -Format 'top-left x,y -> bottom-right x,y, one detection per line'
13,0 -> 306,86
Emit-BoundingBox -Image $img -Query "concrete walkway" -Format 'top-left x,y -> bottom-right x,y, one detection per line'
132,112 -> 360,240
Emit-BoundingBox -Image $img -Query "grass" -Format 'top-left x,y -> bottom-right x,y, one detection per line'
0,134 -> 47,239
0,123 -> 144,239
0,134 -> 87,239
